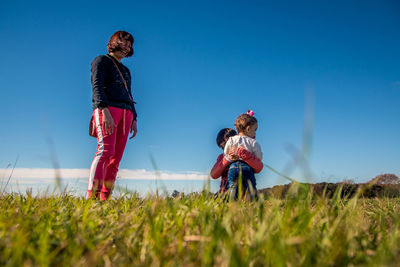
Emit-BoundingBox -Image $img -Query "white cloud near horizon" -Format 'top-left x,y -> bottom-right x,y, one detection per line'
1,168 -> 208,181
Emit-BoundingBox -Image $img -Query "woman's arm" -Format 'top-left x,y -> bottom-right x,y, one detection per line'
237,147 -> 263,173
210,154 -> 230,179
92,56 -> 116,134
91,56 -> 110,109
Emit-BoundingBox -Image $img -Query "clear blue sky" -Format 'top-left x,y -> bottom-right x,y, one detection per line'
1,0 -> 399,187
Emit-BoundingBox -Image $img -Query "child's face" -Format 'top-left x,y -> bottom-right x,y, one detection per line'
246,123 -> 258,139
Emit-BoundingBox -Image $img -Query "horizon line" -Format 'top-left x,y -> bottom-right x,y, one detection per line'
1,168 -> 209,181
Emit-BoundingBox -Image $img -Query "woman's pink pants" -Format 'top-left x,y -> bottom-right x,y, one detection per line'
88,106 -> 133,200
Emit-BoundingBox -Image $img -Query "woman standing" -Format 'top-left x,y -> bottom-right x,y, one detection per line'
88,31 -> 137,200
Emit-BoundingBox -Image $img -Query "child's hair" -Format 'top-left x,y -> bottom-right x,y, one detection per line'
235,114 -> 258,133
216,128 -> 237,148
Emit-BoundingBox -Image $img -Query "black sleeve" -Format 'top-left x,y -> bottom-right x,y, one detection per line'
91,56 -> 109,109
126,67 -> 138,120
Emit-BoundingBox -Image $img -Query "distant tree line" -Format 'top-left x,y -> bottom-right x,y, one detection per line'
258,173 -> 400,199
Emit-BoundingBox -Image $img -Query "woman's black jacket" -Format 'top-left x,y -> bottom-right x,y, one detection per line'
91,54 -> 137,120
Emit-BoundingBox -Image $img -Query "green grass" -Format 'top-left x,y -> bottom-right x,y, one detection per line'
1,186 -> 400,266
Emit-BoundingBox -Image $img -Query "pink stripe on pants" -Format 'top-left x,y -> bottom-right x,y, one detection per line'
88,106 -> 133,200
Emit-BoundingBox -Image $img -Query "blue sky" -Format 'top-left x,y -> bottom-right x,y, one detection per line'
1,0 -> 399,189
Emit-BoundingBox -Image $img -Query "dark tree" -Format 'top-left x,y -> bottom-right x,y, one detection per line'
370,173 -> 400,185
342,179 -> 355,184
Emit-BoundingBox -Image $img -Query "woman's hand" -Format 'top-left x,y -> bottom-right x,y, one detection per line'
129,119 -> 137,139
227,146 -> 239,161
102,107 -> 115,135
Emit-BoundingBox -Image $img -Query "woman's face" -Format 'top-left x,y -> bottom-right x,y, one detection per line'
116,39 -> 132,58
219,140 -> 227,150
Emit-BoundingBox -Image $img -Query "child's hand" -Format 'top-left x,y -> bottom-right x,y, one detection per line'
227,146 -> 239,161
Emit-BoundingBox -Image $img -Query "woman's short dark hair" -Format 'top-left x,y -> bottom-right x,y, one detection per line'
107,31 -> 134,57
216,128 -> 237,148
235,114 -> 257,133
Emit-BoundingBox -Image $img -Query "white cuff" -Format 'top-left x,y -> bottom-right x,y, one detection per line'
224,155 -> 232,163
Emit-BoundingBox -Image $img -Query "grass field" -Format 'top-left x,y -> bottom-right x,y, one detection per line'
1,184 -> 400,266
